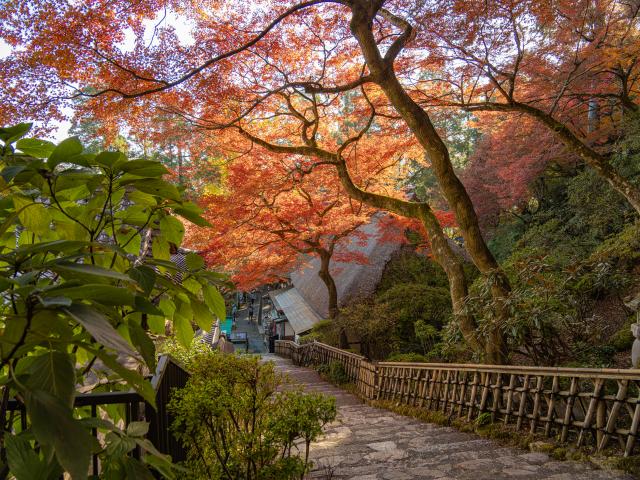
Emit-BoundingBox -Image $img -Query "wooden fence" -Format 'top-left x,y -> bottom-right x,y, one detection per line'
4,354 -> 189,476
275,340 -> 640,457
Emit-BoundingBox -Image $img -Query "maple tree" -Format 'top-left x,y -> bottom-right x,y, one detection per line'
417,0 -> 640,213
461,115 -> 577,226
9,0 -> 636,362
186,149 -> 375,323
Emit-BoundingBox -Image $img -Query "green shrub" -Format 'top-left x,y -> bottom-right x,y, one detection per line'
317,360 -> 350,385
376,251 -> 449,292
609,315 -> 636,352
385,352 -> 429,363
158,337 -> 213,369
169,353 -> 336,479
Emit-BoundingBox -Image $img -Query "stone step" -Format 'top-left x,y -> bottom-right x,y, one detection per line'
269,357 -> 633,480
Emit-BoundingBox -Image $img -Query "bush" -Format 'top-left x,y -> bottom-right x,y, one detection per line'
158,337 -> 213,369
385,352 -> 429,363
317,360 -> 350,385
609,316 -> 636,352
169,353 -> 336,479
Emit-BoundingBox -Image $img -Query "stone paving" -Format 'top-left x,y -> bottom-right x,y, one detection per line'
233,301 -> 267,354
266,355 -> 633,480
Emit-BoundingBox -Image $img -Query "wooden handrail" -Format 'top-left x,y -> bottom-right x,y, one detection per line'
3,353 -> 191,476
377,361 -> 640,380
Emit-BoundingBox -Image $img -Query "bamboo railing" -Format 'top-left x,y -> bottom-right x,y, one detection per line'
274,340 -> 640,456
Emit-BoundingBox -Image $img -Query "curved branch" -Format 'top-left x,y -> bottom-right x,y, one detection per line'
378,8 -> 416,65
83,0 -> 344,99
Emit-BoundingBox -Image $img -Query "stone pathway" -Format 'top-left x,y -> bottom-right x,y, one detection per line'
266,355 -> 633,480
234,301 -> 266,354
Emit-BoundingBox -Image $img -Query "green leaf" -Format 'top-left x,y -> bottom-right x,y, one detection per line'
159,216 -> 184,245
5,433 -> 59,480
142,450 -> 180,480
152,237 -> 170,261
126,421 -> 149,437
49,285 -> 135,305
62,153 -> 93,167
185,252 -> 205,271
16,138 -> 56,158
1,164 -> 27,181
123,457 -> 156,480
38,296 -> 72,307
173,202 -> 211,227
0,277 -> 14,293
129,266 -> 156,295
147,315 -> 165,335
117,230 -> 142,255
158,298 -> 176,319
90,348 -> 156,407
24,390 -> 94,480
54,172 -> 95,192
64,304 -> 139,357
134,295 -> 163,316
49,262 -> 132,281
121,160 -> 169,177
15,239 -> 89,256
13,196 -> 50,235
48,137 -> 83,168
182,277 -> 202,294
24,351 -> 76,407
173,314 -> 193,348
128,320 -> 156,370
203,285 -> 225,321
0,123 -> 32,144
190,299 -> 213,331
126,190 -> 158,207
95,151 -> 125,168
122,178 -> 182,202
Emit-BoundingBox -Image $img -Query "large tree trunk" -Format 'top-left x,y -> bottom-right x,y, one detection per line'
333,161 -> 485,357
349,3 -> 508,363
317,249 -> 339,319
316,248 -> 348,348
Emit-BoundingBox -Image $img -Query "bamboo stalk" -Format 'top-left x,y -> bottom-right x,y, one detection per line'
457,371 -> 468,417
504,374 -> 516,425
625,395 -> 640,456
492,373 -> 503,423
516,375 -> 530,431
479,372 -> 492,414
468,372 -> 479,421
530,376 -> 544,435
545,376 -> 559,437
600,380 -> 629,451
577,378 -> 604,447
561,378 -> 579,443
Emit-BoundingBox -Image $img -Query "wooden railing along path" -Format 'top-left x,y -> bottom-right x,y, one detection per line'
5,354 -> 189,476
275,340 -> 640,457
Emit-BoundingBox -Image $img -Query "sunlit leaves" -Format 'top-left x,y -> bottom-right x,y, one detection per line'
0,125 -> 228,479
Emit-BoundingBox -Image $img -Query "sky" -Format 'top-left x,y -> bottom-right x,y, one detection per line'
0,10 -> 195,143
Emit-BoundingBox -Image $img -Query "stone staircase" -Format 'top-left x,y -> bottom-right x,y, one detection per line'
265,355 -> 632,480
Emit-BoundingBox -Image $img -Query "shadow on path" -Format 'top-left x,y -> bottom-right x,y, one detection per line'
264,355 -> 632,480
